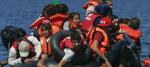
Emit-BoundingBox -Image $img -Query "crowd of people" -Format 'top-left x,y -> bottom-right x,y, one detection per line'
1,0 -> 149,67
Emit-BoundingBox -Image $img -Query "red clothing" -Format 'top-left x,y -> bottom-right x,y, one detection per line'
12,40 -> 34,51
88,27 -> 109,54
93,32 -> 104,42
60,37 -> 86,50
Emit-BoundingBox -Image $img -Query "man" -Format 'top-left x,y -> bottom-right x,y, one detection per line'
58,30 -> 86,67
8,35 -> 41,66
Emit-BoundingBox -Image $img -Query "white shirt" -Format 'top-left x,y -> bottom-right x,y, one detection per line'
63,21 -> 70,30
62,48 -> 74,61
8,36 -> 41,66
86,5 -> 95,16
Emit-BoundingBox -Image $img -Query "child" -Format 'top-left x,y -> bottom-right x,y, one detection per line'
62,12 -> 80,30
57,30 -> 86,67
37,22 -> 52,67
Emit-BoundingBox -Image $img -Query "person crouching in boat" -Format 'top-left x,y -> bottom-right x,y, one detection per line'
57,30 -> 86,67
8,32 -> 41,66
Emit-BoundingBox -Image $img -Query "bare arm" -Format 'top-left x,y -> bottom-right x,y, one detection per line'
57,48 -> 74,67
57,59 -> 67,67
92,40 -> 112,67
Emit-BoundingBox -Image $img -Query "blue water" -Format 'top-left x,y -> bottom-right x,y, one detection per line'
113,0 -> 150,60
0,0 -> 149,67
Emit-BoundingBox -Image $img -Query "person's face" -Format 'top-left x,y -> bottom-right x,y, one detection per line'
72,40 -> 82,52
72,15 -> 80,23
72,40 -> 81,46
42,29 -> 51,37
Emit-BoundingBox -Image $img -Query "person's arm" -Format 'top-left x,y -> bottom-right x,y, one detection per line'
8,47 -> 22,66
27,36 -> 41,59
57,48 -> 74,67
92,32 -> 112,67
92,40 -> 112,67
124,33 -> 135,46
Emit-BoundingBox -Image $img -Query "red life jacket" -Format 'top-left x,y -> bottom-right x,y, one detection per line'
82,13 -> 100,31
30,17 -> 48,29
60,36 -> 86,50
12,36 -> 34,50
81,14 -> 112,31
119,24 -> 142,42
12,36 -> 35,58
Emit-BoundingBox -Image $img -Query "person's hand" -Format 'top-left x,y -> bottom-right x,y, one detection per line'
21,57 -> 27,63
24,58 -> 34,63
105,60 -> 112,67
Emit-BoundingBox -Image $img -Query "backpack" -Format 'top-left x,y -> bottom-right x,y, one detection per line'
0,26 -> 26,49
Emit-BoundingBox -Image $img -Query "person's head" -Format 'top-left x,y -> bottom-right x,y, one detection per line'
70,30 -> 83,53
68,12 -> 80,30
55,4 -> 68,15
19,41 -> 30,57
15,28 -> 26,41
68,12 -> 80,23
117,18 -> 131,25
129,17 -> 140,30
40,23 -> 52,37
41,4 -> 57,17
94,3 -> 110,17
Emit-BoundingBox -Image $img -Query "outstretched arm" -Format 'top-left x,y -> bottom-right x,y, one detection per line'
57,48 -> 74,67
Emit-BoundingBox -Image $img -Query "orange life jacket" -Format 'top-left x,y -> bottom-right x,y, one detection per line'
144,58 -> 150,67
49,13 -> 67,35
119,24 -> 142,42
87,27 -> 109,54
38,27 -> 51,55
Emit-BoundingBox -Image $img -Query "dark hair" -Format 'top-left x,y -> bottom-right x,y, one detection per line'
129,17 -> 140,30
70,30 -> 81,41
68,12 -> 80,20
41,4 -> 57,17
41,23 -> 51,32
118,18 -> 131,24
94,3 -> 110,17
55,4 -> 68,15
